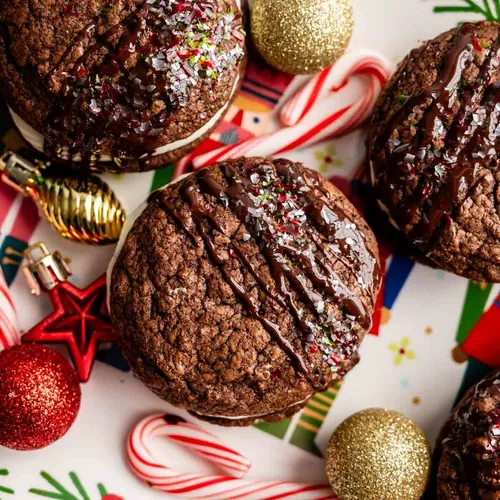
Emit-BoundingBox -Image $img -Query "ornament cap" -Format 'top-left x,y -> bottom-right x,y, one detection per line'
23,242 -> 72,295
0,150 -> 39,194
0,150 -> 126,245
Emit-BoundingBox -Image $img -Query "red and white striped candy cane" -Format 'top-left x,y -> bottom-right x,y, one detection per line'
0,268 -> 20,352
127,414 -> 336,500
280,51 -> 390,127
192,50 -> 391,170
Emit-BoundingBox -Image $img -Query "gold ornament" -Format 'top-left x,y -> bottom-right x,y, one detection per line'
0,150 -> 125,245
325,408 -> 431,500
251,0 -> 354,75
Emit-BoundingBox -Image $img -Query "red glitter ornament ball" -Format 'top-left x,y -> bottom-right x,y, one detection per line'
0,344 -> 81,450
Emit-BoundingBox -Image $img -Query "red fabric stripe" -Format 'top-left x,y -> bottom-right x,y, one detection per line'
9,196 -> 39,240
462,298 -> 500,367
0,184 -> 17,227
243,80 -> 281,101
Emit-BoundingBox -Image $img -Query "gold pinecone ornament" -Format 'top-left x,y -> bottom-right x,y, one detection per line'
0,151 -> 125,245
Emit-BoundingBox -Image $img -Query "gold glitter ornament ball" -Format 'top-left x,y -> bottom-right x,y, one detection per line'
251,0 -> 354,75
325,408 -> 431,500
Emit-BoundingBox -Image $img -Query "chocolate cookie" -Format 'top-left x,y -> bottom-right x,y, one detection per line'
109,157 -> 381,425
368,21 -> 500,282
0,0 -> 246,172
435,370 -> 500,499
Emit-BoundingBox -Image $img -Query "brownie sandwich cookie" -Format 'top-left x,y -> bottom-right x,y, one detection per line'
108,157 -> 381,426
435,370 -> 500,499
0,0 -> 246,172
368,21 -> 500,282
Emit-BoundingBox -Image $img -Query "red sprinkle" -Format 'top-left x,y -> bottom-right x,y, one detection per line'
422,183 -> 433,197
76,66 -> 89,77
63,3 -> 80,17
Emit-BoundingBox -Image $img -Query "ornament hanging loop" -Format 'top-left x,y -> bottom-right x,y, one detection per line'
0,150 -> 40,193
23,242 -> 71,295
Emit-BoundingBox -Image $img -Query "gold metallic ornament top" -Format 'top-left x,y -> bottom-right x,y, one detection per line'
251,0 -> 354,75
23,242 -> 71,295
325,408 -> 431,500
0,150 -> 126,245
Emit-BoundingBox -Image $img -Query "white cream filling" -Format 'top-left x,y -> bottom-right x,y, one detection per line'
191,396 -> 310,421
9,75 -> 239,162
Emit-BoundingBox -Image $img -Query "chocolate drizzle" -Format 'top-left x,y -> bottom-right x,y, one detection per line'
439,371 -> 500,497
374,22 -> 500,249
150,159 -> 380,382
42,0 -> 244,169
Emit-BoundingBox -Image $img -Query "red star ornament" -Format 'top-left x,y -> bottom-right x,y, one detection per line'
21,242 -> 117,382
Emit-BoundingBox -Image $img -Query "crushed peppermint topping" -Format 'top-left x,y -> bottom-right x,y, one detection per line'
47,0 -> 245,165
237,162 -> 375,374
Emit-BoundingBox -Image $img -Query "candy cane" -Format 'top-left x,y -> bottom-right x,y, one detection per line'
280,51 -> 390,126
192,50 -> 391,170
127,414 -> 336,500
0,268 -> 20,352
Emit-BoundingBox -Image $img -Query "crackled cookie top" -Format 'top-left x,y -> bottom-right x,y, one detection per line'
369,21 -> 500,282
0,0 -> 245,168
110,158 -> 381,421
436,370 -> 500,499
